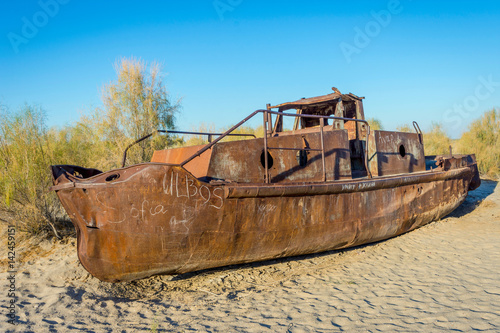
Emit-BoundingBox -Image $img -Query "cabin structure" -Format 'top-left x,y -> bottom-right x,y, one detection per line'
152,88 -> 425,183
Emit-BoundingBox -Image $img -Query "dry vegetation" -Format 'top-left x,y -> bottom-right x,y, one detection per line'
182,123 -> 264,147
423,122 -> 452,156
0,105 -> 62,236
0,66 -> 498,238
396,124 -> 412,133
367,118 -> 383,131
85,58 -> 182,169
398,112 -> 499,178
456,109 -> 500,178
0,58 -> 180,237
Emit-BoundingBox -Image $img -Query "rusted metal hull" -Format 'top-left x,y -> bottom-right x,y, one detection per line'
50,90 -> 481,282
51,162 -> 479,282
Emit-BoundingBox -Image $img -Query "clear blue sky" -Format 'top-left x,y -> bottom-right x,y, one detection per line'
1,0 -> 499,138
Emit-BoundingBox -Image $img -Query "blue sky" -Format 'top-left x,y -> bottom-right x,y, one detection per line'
1,0 -> 499,138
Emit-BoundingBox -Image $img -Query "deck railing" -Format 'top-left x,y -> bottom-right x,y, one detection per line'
179,110 -> 372,182
121,130 -> 256,168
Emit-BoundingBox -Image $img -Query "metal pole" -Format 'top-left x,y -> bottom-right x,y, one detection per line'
320,118 -> 326,181
263,110 -> 269,183
365,125 -> 372,178
180,110 -> 261,167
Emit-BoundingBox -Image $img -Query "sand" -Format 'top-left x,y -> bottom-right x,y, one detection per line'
1,180 -> 499,332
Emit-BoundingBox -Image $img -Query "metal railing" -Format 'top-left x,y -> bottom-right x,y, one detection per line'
121,130 -> 255,167
413,121 -> 423,145
179,109 -> 372,183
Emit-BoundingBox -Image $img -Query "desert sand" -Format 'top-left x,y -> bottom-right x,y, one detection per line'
1,180 -> 499,332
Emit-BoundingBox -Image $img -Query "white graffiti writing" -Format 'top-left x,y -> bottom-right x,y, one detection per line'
96,191 -> 126,224
257,204 -> 277,224
258,204 -> 277,214
169,206 -> 196,233
163,172 -> 224,209
130,199 -> 169,221
342,184 -> 356,191
358,182 -> 376,190
378,133 -> 397,146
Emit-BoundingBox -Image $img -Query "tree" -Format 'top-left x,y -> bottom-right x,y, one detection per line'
95,57 -> 181,167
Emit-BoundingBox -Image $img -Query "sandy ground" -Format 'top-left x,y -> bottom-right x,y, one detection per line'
1,180 -> 499,332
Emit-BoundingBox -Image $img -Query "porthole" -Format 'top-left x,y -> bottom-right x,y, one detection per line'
105,173 -> 120,182
399,145 -> 406,158
260,151 -> 274,169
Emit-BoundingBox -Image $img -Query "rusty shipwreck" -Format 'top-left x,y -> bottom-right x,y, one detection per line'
51,88 -> 481,282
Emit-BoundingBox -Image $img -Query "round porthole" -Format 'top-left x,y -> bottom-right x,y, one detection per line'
399,145 -> 406,158
260,151 -> 274,169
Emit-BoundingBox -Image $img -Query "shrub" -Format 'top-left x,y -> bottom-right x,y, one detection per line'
457,109 -> 500,178
0,105 -> 63,236
219,125 -> 264,142
182,123 -> 217,146
181,123 -> 264,147
0,57 -> 182,237
367,118 -> 383,131
396,124 -> 412,133
423,122 -> 452,156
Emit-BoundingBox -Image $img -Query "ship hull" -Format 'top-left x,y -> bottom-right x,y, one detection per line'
51,162 -> 479,282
